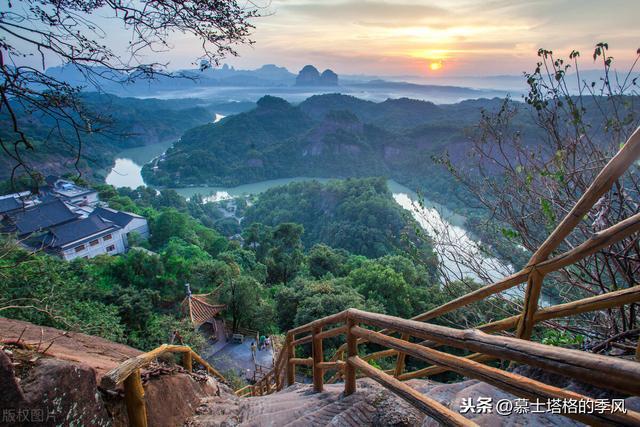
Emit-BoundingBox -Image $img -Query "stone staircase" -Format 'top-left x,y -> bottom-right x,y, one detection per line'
186,377 -> 603,426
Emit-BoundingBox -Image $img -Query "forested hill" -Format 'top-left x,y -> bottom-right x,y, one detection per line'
243,177 -> 436,260
143,94 -> 529,210
0,93 -> 254,182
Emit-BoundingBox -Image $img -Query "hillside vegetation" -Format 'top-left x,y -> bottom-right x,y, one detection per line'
1,179 -> 471,356
0,93 -> 253,182
144,94 -> 531,211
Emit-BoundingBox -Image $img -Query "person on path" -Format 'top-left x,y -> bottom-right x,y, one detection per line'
251,341 -> 257,357
259,335 -> 266,350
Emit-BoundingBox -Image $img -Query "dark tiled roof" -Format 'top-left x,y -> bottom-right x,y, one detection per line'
0,197 -> 21,214
91,207 -> 141,228
13,199 -> 78,235
47,216 -> 119,247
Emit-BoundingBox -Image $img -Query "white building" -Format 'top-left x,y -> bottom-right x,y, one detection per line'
1,181 -> 149,260
45,215 -> 127,261
47,178 -> 99,206
91,207 -> 150,246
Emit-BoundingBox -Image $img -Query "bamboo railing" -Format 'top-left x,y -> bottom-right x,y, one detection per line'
232,127 -> 640,426
101,344 -> 226,427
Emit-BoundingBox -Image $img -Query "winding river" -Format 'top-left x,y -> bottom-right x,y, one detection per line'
105,131 -> 529,298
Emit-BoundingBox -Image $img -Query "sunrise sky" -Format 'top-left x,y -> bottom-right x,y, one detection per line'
210,0 -> 640,77
7,0 -> 640,78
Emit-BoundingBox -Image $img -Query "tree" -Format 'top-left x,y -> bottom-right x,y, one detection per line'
347,263 -> 416,318
265,223 -> 305,285
219,275 -> 261,333
308,244 -> 348,278
442,43 -> 640,346
0,0 -> 258,186
150,209 -> 193,248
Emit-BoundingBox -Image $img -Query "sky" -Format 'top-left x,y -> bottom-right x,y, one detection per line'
5,0 -> 640,78
214,0 -> 640,77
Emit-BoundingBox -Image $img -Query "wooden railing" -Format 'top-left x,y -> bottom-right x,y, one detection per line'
233,127 -> 640,426
101,344 -> 226,427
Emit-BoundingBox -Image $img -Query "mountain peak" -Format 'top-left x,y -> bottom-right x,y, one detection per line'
296,65 -> 339,86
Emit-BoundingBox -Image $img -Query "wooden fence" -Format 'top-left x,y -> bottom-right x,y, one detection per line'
101,344 -> 226,427
234,127 -> 640,426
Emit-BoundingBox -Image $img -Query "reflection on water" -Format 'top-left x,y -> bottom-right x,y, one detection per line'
392,193 -> 513,284
106,113 -> 226,190
173,177 -> 331,200
106,139 -> 174,189
105,158 -> 147,189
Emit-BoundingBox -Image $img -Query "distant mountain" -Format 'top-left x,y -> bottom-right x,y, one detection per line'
295,65 -> 339,86
43,64 -> 514,103
44,64 -> 298,95
142,93 -> 527,209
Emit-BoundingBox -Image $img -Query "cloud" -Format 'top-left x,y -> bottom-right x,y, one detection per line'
281,1 -> 451,22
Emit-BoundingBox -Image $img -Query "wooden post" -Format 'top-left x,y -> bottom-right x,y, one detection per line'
344,317 -> 357,396
312,326 -> 324,392
394,333 -> 410,378
286,338 -> 295,386
123,370 -> 147,427
274,363 -> 281,391
183,351 -> 193,372
517,270 -> 544,340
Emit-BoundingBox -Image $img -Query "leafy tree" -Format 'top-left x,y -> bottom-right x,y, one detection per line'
219,273 -> 261,333
150,209 -> 197,248
1,0 -> 258,185
346,263 -> 416,318
290,279 -> 382,328
308,244 -> 348,278
242,222 -> 273,261
265,223 -> 305,285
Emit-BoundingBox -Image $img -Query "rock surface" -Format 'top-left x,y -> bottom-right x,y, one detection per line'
0,317 -> 140,381
187,378 -> 591,426
0,318 -> 228,427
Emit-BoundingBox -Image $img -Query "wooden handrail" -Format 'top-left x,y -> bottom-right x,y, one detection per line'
350,326 -> 640,425
349,308 -> 640,395
101,345 -> 226,427
229,128 -> 640,426
348,356 -> 477,427
356,284 -> 640,364
243,288 -> 640,423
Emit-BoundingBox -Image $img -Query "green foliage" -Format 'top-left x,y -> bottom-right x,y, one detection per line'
218,274 -> 273,333
275,278 -> 381,332
0,93 -> 214,181
307,244 -> 349,278
244,178 -> 435,260
539,329 -> 584,347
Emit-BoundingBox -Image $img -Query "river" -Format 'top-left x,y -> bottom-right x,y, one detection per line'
105,137 -> 535,301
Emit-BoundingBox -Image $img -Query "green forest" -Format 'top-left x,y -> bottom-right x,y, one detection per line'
2,178 -> 493,359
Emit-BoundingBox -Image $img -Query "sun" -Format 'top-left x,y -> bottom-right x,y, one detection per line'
429,61 -> 443,71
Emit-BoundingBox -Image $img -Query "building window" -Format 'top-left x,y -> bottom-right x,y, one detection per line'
90,239 -> 99,247
75,245 -> 85,253
106,245 -> 116,252
103,234 -> 112,241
